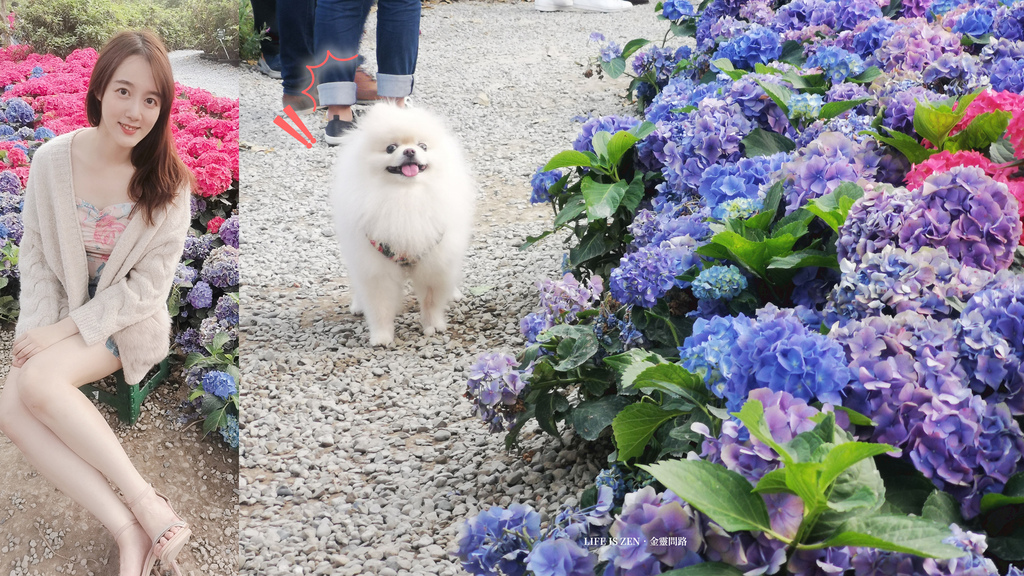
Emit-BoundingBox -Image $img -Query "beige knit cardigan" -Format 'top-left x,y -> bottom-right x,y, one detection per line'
14,129 -> 192,384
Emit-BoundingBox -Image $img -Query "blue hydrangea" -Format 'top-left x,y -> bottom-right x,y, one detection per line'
990,56 -> 1024,92
186,280 -> 214,309
218,214 -> 239,249
520,311 -> 553,344
0,170 -> 20,195
655,98 -> 753,195
202,370 -> 237,400
2,98 -> 34,125
662,0 -> 695,20
173,263 -> 198,288
219,413 -> 239,449
779,131 -> 880,214
594,465 -> 627,502
530,166 -> 562,204
456,504 -> 540,576
711,197 -> 763,220
691,265 -> 747,301
526,539 -> 595,576
214,294 -> 239,326
33,126 -> 55,141
610,236 -> 702,309
834,0 -> 882,31
851,18 -> 897,58
0,213 -> 23,245
631,45 -> 692,89
959,272 -> 1024,415
698,156 -> 776,208
993,3 -> 1024,41
788,92 -> 825,120
806,46 -> 866,84
200,245 -> 239,288
599,41 -> 622,64
0,126 -> 13,138
679,315 -> 740,397
572,115 -> 640,155
713,25 -> 783,70
628,204 -> 711,248
923,52 -> 983,96
953,8 -> 995,37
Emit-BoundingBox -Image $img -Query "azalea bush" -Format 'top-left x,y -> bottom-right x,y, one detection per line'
457,0 -> 1024,573
0,43 -> 240,447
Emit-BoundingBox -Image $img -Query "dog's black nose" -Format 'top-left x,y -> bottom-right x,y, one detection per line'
403,148 -> 416,158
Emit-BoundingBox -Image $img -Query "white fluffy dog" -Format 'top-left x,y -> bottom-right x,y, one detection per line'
330,104 -> 475,345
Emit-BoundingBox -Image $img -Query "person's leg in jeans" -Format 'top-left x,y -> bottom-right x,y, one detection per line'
278,0 -> 316,110
375,0 -> 421,102
315,0 -> 374,125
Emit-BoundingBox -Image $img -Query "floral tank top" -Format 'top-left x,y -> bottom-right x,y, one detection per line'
76,198 -> 134,283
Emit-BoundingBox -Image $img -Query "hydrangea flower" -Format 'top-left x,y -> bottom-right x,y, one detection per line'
713,25 -> 783,70
183,233 -> 215,261
200,245 -> 239,288
175,327 -> 205,355
3,97 -> 34,125
698,156 -> 776,208
0,170 -> 20,195
519,311 -> 553,344
465,352 -> 531,433
806,45 -> 866,84
990,56 -> 1024,93
219,413 -> 239,449
953,7 -> 995,37
898,166 -> 1020,273
201,370 -> 237,400
656,98 -> 753,194
186,279 -> 213,309
959,272 -> 1024,414
779,131 -> 880,213
661,0 -> 695,20
837,184 -> 914,265
600,486 -> 704,574
214,294 -> 239,326
206,216 -> 225,234
537,273 -> 603,323
530,166 -> 562,204
922,52 -> 983,96
789,92 -> 825,120
456,504 -> 540,576
691,265 -> 747,301
572,115 -> 640,155
525,539 -> 595,576
599,41 -> 622,64
218,214 -> 239,249
173,263 -> 198,288
712,197 -> 763,221
32,126 -> 54,141
870,19 -> 963,74
610,236 -> 702,308
904,150 -> 1012,191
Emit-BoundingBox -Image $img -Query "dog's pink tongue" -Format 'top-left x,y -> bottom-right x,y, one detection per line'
402,163 -> 420,177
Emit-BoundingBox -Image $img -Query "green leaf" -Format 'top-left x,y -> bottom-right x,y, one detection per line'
621,173 -> 646,215
804,182 -> 865,234
742,209 -> 776,232
643,459 -> 772,532
763,181 -> 785,217
711,58 -> 747,80
882,0 -> 902,18
779,40 -> 806,66
605,56 -> 627,79
828,485 -> 883,512
553,196 -> 587,228
661,563 -> 745,576
947,110 -> 1012,153
866,127 -> 935,165
544,150 -> 594,171
876,456 -> 934,515
519,229 -> 555,251
922,490 -> 963,526
630,120 -> 657,140
569,231 -> 613,268
535,391 -> 570,437
849,66 -> 882,84
980,471 -> 1024,514
733,399 -> 796,465
831,405 -> 876,426
819,442 -> 895,490
742,127 -> 797,158
709,230 -> 799,279
753,469 -> 796,495
606,131 -> 640,168
631,363 -> 710,404
913,90 -> 982,149
570,395 -> 633,441
753,80 -> 793,116
553,332 -> 600,371
582,178 -> 629,221
991,138 -> 1019,164
767,249 -> 839,271
822,515 -> 963,559
621,38 -> 652,60
807,439 -> 887,542
786,462 -> 825,509
612,403 -> 687,461
819,98 -> 872,121
988,525 -> 1024,562
602,349 -> 665,392
592,131 -> 612,162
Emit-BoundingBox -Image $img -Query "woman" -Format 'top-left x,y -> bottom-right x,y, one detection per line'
0,31 -> 194,576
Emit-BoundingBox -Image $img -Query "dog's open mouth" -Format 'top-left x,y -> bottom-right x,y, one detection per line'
387,161 -> 428,177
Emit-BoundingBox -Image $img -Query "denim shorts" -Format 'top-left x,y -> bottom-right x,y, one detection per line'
87,276 -> 120,359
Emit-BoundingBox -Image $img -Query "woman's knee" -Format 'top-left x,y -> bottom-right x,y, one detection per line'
0,374 -> 27,438
15,357 -> 66,418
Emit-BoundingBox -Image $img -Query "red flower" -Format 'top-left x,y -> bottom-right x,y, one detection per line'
206,217 -> 226,234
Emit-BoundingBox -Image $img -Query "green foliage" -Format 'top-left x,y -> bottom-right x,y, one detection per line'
185,331 -> 240,438
0,241 -> 19,324
238,0 -> 266,61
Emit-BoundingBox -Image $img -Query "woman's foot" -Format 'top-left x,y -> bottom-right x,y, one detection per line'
113,521 -> 150,576
126,487 -> 188,561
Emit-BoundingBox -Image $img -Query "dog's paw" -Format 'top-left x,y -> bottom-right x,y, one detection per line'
350,297 -> 364,315
423,318 -> 447,336
452,288 -> 464,301
369,332 -> 394,346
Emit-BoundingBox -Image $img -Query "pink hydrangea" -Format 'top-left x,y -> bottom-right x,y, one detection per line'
206,216 -> 226,234
952,89 -> 1024,135
905,150 -> 1014,190
1007,114 -> 1024,155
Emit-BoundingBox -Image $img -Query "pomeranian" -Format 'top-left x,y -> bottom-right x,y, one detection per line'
330,104 -> 475,345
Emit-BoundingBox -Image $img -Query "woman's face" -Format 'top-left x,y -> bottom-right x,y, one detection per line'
97,54 -> 162,149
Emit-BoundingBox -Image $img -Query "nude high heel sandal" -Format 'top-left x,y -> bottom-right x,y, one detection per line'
125,485 -> 192,575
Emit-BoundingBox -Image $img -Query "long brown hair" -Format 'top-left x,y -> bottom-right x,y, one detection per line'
86,30 -> 195,225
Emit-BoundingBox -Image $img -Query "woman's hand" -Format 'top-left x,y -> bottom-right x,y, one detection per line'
12,318 -> 79,367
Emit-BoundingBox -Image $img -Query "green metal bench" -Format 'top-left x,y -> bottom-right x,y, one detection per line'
79,358 -> 171,425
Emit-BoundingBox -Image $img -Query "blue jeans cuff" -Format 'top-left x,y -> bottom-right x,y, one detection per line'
318,82 -> 358,106
377,74 -> 414,98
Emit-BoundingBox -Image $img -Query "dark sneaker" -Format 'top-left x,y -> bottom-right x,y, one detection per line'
325,115 -> 355,146
258,54 -> 282,79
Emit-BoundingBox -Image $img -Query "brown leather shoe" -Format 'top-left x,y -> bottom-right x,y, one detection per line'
355,67 -> 382,102
283,90 -> 318,113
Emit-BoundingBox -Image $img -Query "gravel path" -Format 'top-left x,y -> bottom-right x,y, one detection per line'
238,2 -> 665,574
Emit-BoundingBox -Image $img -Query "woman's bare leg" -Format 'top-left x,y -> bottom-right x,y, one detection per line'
1,335 -> 183,571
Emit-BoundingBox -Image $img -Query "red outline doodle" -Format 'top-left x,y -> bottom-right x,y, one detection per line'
302,50 -> 360,110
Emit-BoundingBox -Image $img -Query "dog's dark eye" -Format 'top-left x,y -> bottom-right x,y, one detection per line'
418,143 -> 428,151
386,144 -> 398,154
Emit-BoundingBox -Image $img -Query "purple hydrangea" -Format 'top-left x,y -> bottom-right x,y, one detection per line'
199,315 -> 235,349
831,245 -> 993,322
572,115 -> 640,155
880,84 -> 945,135
520,311 -> 554,344
530,166 -> 562,204
993,3 -> 1024,41
713,25 -> 783,70
466,352 -> 531,433
525,539 -> 595,576
632,45 -> 692,89
456,504 -> 540,576
190,195 -> 206,219
923,52 -> 983,96
959,272 -> 1024,414
599,41 -> 622,64
600,486 -> 704,574
200,245 -> 239,288
183,233 -> 215,261
779,131 -> 880,213
186,279 -> 214,309
0,170 -> 20,195
898,166 -> 1021,274
537,273 -> 603,322
990,56 -> 1024,93
0,213 -> 23,245
870,19 -> 964,74
826,82 -> 872,114
628,204 -> 711,248
214,294 -> 239,326
3,98 -> 34,125
174,327 -> 205,355
173,263 -> 198,288
787,547 -> 853,576
0,192 -> 22,215
201,370 -> 237,400
774,0 -> 837,31
656,98 -> 754,195
218,214 -> 239,249
834,0 -> 882,31
837,185 -> 914,265
609,236 -> 702,309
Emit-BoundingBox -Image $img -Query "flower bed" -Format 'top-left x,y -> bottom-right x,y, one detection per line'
0,44 -> 240,448
457,0 -> 1024,574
